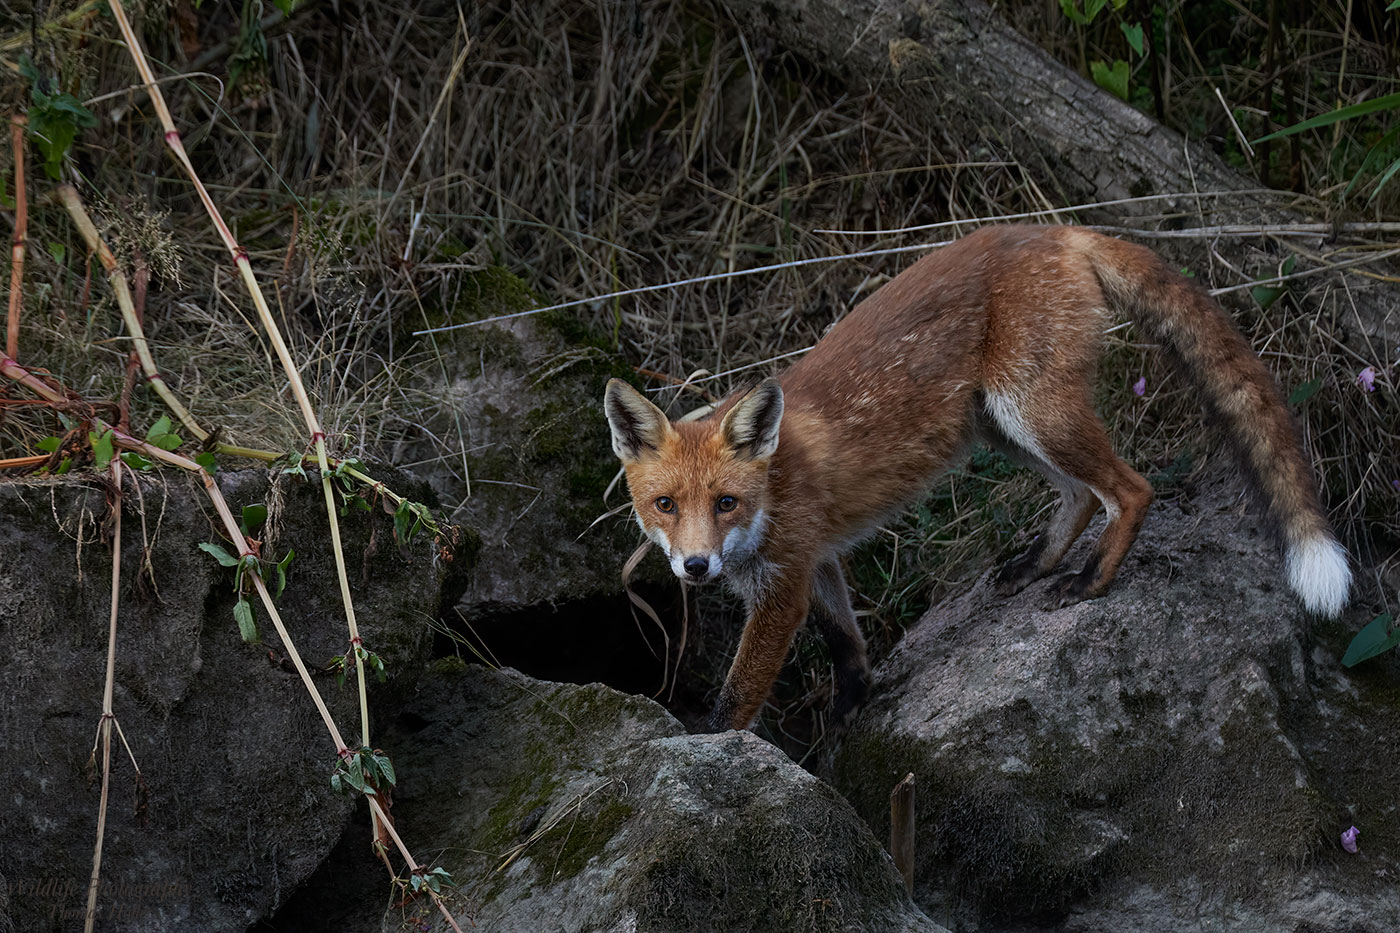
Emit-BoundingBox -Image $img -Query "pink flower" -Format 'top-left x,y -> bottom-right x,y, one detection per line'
1357,367 -> 1376,392
1132,377 -> 1147,397
1341,825 -> 1360,853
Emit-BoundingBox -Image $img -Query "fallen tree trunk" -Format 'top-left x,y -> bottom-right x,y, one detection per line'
723,0 -> 1397,343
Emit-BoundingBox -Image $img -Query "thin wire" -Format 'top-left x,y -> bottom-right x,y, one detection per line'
411,241 -> 951,335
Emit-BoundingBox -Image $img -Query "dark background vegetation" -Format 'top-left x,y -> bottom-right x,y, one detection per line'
2,0 -> 1397,743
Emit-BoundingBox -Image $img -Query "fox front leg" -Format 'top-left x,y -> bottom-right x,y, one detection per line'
706,569 -> 811,732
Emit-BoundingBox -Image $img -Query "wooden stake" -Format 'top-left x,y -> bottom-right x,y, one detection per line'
890,772 -> 915,896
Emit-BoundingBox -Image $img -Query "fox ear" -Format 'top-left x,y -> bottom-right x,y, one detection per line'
604,379 -> 672,463
721,377 -> 784,461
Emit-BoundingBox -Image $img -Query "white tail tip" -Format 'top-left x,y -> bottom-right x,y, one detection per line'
1286,535 -> 1351,617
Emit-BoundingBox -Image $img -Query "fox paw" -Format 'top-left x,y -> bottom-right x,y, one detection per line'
1042,567 -> 1101,611
994,544 -> 1047,597
831,666 -> 871,723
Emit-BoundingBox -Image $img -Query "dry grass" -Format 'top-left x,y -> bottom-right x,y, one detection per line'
2,0 -> 1397,726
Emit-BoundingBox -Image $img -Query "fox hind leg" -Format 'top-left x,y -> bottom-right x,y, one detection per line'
993,476 -> 1099,596
809,558 -> 871,722
985,388 -> 1154,607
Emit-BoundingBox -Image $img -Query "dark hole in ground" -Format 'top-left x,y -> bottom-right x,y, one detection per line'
437,584 -> 724,726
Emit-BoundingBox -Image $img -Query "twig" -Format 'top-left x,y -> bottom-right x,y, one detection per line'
385,30 -> 474,214
1214,87 -> 1255,159
7,114 -> 26,362
85,456 -> 124,933
1207,248 -> 1400,297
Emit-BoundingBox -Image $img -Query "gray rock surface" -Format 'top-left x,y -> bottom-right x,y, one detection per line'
409,283 -> 665,616
830,481 -> 1399,931
317,665 -> 943,933
0,467 -> 468,932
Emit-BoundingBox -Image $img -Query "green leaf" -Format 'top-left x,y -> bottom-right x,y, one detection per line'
241,504 -> 268,533
1368,156 -> 1400,202
145,415 -> 172,441
144,414 -> 182,452
1251,283 -> 1286,309
55,457 -> 72,475
1090,59 -> 1131,101
1059,0 -> 1108,25
233,598 -> 260,643
194,451 -> 218,474
273,0 -> 297,14
1388,1 -> 1400,11
1254,92 -> 1400,144
1287,378 -> 1322,406
281,455 -> 309,480
376,754 -> 396,787
1342,614 -> 1399,667
1121,22 -> 1145,57
88,429 -> 114,470
274,549 -> 293,600
394,501 -> 414,544
47,242 -> 66,264
119,451 -> 153,471
37,435 -> 61,453
198,542 -> 242,567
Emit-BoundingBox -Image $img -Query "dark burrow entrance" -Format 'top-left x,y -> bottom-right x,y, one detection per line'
436,583 -> 717,717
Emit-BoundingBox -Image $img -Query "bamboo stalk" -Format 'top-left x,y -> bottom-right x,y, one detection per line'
104,0 -> 373,770
55,184 -> 207,441
85,456 -> 124,933
7,114 -> 26,361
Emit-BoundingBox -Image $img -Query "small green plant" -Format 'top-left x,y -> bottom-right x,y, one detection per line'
409,867 -> 457,896
1058,0 -> 1147,103
121,415 -> 183,471
331,745 -> 396,797
330,644 -> 388,687
19,57 -> 96,180
198,503 -> 295,643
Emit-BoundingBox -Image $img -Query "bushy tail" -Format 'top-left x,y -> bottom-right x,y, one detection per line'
1073,230 -> 1350,616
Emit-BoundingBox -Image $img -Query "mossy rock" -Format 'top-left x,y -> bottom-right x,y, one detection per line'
828,474 -> 1400,930
397,264 -> 668,614
292,666 -> 947,932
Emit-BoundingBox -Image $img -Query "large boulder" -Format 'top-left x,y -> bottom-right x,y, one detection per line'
831,478 -> 1400,930
274,665 -> 944,933
0,466 -> 469,932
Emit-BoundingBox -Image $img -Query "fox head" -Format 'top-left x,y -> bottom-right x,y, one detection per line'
604,378 -> 783,583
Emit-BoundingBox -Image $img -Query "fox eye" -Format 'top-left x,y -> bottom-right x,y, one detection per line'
655,496 -> 676,513
716,495 -> 738,512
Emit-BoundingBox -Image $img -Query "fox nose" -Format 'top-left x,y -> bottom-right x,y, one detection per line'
683,556 -> 710,579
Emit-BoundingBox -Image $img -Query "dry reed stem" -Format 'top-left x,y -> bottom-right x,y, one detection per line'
55,184 -> 208,441
84,455 -> 123,933
6,114 -> 25,361
105,0 -> 379,843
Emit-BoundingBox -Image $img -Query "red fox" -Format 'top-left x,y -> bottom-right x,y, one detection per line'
604,225 -> 1350,731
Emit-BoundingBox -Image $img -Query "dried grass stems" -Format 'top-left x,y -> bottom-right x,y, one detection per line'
2,1 -> 1395,741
